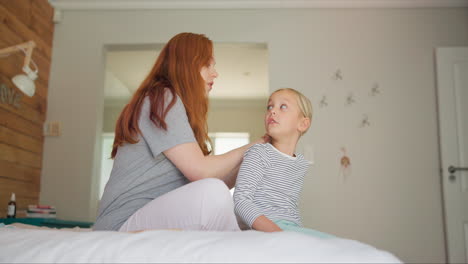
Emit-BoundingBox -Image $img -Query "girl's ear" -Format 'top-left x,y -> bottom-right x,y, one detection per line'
298,117 -> 311,134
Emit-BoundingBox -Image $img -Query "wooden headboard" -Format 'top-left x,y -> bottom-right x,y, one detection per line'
0,0 -> 54,217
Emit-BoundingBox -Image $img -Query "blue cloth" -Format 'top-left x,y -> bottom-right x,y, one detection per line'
0,223 -> 16,229
274,219 -> 335,239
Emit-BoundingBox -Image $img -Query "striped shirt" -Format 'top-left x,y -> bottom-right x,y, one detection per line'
233,143 -> 310,228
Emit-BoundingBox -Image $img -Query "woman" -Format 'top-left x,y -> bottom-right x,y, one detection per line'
93,32 -> 267,232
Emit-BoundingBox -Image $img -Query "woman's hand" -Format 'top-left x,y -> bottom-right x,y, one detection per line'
254,134 -> 271,145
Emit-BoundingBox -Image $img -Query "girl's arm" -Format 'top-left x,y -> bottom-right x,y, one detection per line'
233,145 -> 281,232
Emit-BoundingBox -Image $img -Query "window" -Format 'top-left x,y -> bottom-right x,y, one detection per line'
209,132 -> 250,196
209,132 -> 250,155
99,133 -> 115,199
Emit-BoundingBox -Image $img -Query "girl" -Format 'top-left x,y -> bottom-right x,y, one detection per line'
94,32 -> 268,232
234,88 -> 333,238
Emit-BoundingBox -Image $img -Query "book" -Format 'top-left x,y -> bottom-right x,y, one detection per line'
27,207 -> 56,213
27,209 -> 56,214
26,212 -> 57,219
28,205 -> 56,210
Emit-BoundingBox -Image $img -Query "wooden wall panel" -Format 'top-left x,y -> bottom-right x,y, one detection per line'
0,160 -> 41,183
0,126 -> 43,154
0,5 -> 52,58
0,0 -> 33,26
31,1 -> 54,47
0,0 -> 54,217
0,108 -> 43,139
0,143 -> 42,169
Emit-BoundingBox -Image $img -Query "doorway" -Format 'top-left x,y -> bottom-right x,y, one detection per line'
100,42 -> 269,197
436,47 -> 468,263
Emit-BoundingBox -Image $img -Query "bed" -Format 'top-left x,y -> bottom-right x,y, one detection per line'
0,224 -> 401,263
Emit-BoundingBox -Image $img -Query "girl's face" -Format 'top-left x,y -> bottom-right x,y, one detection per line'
265,90 -> 308,139
200,57 -> 218,95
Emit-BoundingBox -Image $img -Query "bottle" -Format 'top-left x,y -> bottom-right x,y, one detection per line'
7,193 -> 16,218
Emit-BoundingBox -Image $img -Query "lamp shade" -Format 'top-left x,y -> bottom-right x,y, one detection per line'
12,74 -> 35,97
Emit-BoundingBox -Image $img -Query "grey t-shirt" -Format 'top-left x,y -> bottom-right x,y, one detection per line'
93,91 -> 196,231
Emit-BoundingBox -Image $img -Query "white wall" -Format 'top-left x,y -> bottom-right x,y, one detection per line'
41,8 -> 468,263
102,103 -> 125,133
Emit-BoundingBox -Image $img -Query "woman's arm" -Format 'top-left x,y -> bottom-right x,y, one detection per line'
222,165 -> 240,189
163,136 -> 267,186
141,91 -> 267,185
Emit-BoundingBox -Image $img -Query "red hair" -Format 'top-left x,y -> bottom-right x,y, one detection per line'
111,32 -> 212,158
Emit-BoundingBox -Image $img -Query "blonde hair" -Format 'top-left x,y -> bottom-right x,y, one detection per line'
271,88 -> 313,134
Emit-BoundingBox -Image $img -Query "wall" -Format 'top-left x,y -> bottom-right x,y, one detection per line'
208,98 -> 267,143
0,0 -> 54,217
42,8 -> 468,263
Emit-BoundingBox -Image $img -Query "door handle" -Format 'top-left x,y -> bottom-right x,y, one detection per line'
448,166 -> 468,182
448,166 -> 468,174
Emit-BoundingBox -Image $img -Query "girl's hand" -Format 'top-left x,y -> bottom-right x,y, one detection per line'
252,215 -> 282,232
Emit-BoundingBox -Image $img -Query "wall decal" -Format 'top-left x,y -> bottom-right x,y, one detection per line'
369,83 -> 381,96
319,95 -> 328,108
345,92 -> 355,106
0,83 -> 22,108
339,147 -> 352,182
359,114 -> 370,128
331,69 -> 343,81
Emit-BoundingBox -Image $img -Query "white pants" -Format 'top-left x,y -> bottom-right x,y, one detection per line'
119,178 -> 241,232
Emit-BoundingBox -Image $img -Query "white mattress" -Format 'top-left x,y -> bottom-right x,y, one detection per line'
0,225 -> 401,263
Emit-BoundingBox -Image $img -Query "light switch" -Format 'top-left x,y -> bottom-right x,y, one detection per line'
44,121 -> 61,137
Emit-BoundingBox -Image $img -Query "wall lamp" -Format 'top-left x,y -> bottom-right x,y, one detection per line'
0,41 -> 38,97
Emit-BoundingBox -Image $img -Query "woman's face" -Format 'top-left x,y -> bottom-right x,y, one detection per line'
200,57 -> 218,95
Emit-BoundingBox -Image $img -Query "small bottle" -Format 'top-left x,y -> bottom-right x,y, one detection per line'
7,193 -> 16,218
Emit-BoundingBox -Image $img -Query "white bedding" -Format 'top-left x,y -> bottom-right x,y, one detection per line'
0,226 -> 401,263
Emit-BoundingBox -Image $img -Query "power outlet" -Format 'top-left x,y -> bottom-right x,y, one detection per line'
44,122 -> 61,137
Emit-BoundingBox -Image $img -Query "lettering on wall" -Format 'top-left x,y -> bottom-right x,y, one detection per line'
0,83 -> 23,108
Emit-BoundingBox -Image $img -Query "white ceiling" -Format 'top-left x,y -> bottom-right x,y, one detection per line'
105,43 -> 269,100
49,0 -> 468,10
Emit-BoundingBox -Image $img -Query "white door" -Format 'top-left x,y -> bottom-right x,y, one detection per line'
436,47 -> 468,264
